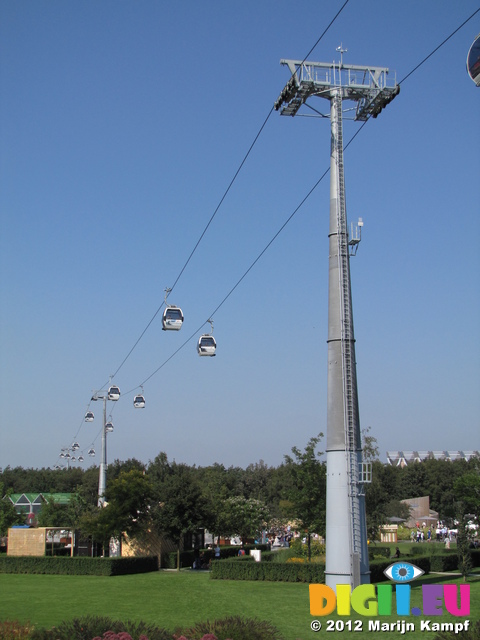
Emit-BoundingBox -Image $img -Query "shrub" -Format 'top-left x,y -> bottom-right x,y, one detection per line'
0,556 -> 158,576
176,615 -> 284,640
396,526 -> 412,541
288,537 -> 325,558
210,558 -> 324,582
165,545 -> 269,569
432,618 -> 480,640
29,615 -> 171,640
429,553 -> 462,572
286,557 -> 305,563
0,620 -> 34,640
368,546 -> 391,561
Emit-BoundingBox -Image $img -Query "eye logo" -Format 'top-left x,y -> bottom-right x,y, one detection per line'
384,562 -> 424,583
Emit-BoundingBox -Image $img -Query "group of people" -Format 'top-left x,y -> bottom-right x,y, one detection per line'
409,522 -> 458,544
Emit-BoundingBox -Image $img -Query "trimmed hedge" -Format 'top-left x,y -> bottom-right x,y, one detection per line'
0,555 -> 158,576
211,549 -> 480,584
368,546 -> 391,561
210,558 -> 325,582
165,544 -> 269,569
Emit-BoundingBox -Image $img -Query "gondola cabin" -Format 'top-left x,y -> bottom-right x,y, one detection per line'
105,422 -> 114,432
78,455 -> 84,462
72,442 -> 80,451
162,306 -> 184,331
133,394 -> 145,408
197,335 -> 217,357
108,385 -> 121,401
85,411 -> 94,422
88,448 -> 95,457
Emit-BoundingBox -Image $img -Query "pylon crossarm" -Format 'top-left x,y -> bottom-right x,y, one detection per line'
275,59 -> 399,119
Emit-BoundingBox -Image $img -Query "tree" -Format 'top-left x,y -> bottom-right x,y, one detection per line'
78,469 -> 153,553
0,485 -> 24,535
149,454 -> 207,570
37,497 -> 70,527
218,496 -> 270,544
454,465 -> 480,521
456,513 -> 473,582
362,427 -> 380,462
364,463 -> 407,540
105,469 -> 153,539
283,434 -> 326,561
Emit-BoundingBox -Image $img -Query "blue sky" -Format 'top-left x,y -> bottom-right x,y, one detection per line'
1,1 -> 479,472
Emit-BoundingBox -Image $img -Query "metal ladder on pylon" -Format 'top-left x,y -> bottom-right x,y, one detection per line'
333,91 -> 363,585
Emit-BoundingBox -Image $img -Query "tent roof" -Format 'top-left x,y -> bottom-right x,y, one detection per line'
4,492 -> 73,506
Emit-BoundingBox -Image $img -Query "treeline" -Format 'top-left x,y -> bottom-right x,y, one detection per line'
1,436 -> 479,548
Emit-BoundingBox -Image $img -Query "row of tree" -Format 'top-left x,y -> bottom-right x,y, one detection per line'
1,433 -> 479,560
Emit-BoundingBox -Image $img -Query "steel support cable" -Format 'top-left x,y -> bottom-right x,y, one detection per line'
108,6 -> 354,398
122,168 -> 330,393
399,7 -> 480,85
57,5 -> 352,467
301,0 -> 351,64
55,9 -> 477,469
102,1 -> 353,385
123,8 -> 479,397
110,109 -> 276,384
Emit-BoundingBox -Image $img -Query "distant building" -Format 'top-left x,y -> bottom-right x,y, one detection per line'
386,451 -> 479,467
401,496 -> 439,528
4,493 -> 73,524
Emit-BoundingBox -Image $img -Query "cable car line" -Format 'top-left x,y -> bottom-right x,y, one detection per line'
108,108 -> 275,382
90,2 -> 350,391
123,167 -> 331,393
301,0 -> 351,64
55,2 -> 467,469
399,7 -> 480,85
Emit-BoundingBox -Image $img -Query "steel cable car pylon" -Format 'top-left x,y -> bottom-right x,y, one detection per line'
91,379 -> 119,507
275,51 -> 399,590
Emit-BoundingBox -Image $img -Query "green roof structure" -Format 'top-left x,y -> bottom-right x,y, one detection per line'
4,493 -> 73,515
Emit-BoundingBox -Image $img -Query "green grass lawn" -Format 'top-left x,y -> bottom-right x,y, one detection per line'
0,570 -> 479,640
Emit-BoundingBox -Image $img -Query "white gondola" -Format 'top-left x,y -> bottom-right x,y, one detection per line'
78,455 -> 84,463
133,388 -> 145,408
71,456 -> 76,461
108,385 -> 121,401
88,448 -> 95,457
71,442 -> 80,451
59,452 -> 65,459
85,411 -> 94,422
197,334 -> 217,357
133,395 -> 145,408
162,305 -> 184,331
105,421 -> 114,433
197,319 -> 216,357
